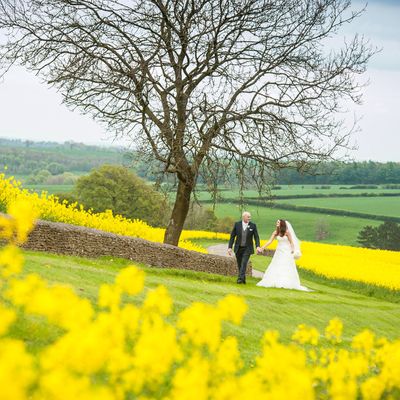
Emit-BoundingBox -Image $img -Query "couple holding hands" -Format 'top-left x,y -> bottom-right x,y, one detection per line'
228,212 -> 309,291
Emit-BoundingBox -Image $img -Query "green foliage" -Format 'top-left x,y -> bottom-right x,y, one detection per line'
26,169 -> 51,184
26,170 -> 79,186
47,162 -> 65,175
183,203 -> 238,232
75,165 -> 170,226
276,161 -> 400,185
345,185 -> 379,189
357,221 -> 400,251
183,203 -> 217,231
53,192 -> 79,205
46,172 -> 78,185
214,216 -> 237,233
357,226 -> 379,248
1,139 -> 400,186
0,138 -> 124,176
382,184 -> 400,189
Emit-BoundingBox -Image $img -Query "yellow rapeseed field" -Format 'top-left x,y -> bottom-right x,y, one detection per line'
0,173 -> 229,253
297,242 -> 400,291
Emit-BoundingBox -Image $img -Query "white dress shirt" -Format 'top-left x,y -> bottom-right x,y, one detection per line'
242,221 -> 249,231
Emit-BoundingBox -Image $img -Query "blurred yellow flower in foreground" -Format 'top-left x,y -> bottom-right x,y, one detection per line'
1,191 -> 400,399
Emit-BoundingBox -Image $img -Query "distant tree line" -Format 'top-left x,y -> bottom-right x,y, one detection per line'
0,139 -> 124,175
275,161 -> 400,185
1,139 -> 399,186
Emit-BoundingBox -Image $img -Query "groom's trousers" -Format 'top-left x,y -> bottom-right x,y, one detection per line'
235,246 -> 250,282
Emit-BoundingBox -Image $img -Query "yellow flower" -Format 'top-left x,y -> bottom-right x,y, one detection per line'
325,318 -> 343,344
0,215 -> 13,241
7,199 -> 39,243
99,283 -> 121,310
178,302 -> 222,351
261,329 -> 280,346
0,338 -> 36,400
170,353 -> 210,400
37,368 -> 116,400
41,312 -> 125,375
0,304 -> 16,336
6,275 -> 93,330
143,285 -> 173,316
119,303 -> 140,337
6,273 -> 47,306
214,336 -> 243,376
292,323 -> 320,346
217,294 -> 248,325
127,315 -> 180,393
361,376 -> 386,400
352,329 -> 375,353
0,245 -> 24,277
115,265 -> 145,296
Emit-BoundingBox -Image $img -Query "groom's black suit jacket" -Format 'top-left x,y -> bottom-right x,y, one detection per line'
228,221 -> 260,255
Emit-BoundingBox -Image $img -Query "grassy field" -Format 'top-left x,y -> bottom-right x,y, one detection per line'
193,185 -> 400,201
280,196 -> 400,218
212,203 -> 380,246
194,185 -> 399,246
15,250 -> 400,366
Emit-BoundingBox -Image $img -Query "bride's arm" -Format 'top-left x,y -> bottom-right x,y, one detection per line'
261,232 -> 276,251
286,231 -> 295,253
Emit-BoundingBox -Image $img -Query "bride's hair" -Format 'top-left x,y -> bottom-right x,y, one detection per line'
276,219 -> 287,237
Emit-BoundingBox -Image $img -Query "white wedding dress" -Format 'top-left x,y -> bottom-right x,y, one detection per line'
256,235 -> 310,291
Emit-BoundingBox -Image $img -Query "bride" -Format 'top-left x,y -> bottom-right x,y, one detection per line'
256,220 -> 310,291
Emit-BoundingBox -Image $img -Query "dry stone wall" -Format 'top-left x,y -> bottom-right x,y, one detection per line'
17,219 -> 251,277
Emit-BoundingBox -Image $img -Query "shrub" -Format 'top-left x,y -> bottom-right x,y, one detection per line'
46,172 -> 78,185
47,162 -> 65,175
75,165 -> 170,227
357,221 -> 400,251
184,203 -> 217,231
25,169 -> 51,184
214,216 -> 237,233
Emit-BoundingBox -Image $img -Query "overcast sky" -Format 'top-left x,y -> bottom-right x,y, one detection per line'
0,0 -> 399,161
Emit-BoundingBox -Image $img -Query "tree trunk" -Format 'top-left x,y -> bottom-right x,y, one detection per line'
163,179 -> 193,246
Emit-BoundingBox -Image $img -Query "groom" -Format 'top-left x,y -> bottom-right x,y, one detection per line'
228,211 -> 261,284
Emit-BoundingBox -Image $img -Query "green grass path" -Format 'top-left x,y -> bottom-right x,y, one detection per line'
16,250 -> 400,365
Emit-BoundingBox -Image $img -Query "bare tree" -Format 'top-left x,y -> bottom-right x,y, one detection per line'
315,217 -> 330,241
0,0 -> 375,246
